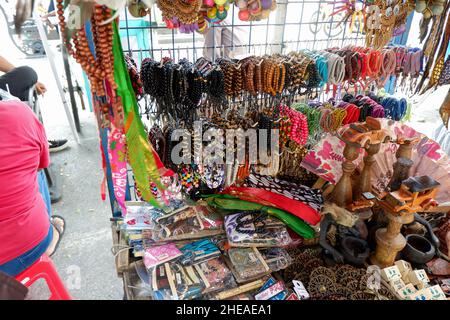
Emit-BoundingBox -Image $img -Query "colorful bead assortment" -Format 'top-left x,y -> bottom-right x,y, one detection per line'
279,105 -> 309,146
56,0 -> 124,129
156,0 -> 277,34
232,0 -> 277,21
179,165 -> 201,193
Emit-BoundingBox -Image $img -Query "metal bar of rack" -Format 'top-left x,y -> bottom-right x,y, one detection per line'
118,0 -> 365,64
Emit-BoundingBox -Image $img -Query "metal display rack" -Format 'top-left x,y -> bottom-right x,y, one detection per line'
110,1 -> 390,299
104,0 -> 369,218
118,0 -> 365,66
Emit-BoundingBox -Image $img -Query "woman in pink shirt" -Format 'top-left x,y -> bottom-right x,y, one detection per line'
0,99 -> 64,276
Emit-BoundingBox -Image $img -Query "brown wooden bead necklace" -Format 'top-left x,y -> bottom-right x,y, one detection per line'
56,1 -> 124,129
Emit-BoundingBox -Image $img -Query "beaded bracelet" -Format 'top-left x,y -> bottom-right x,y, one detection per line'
292,103 -> 322,136
279,105 -> 309,146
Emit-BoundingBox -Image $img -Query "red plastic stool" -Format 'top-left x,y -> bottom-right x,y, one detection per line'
15,253 -> 72,300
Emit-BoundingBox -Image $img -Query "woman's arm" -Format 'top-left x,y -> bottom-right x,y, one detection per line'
0,55 -> 47,94
0,55 -> 15,73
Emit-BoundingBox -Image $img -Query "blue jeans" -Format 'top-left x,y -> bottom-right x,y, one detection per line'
0,171 -> 53,276
38,170 -> 52,215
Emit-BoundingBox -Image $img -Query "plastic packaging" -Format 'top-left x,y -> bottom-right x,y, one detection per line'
154,205 -> 224,241
124,201 -> 165,230
194,257 -> 236,295
180,238 -> 221,265
149,262 -> 205,300
225,211 -> 292,247
255,277 -> 288,300
226,247 -> 270,283
143,243 -> 183,269
259,247 -> 293,272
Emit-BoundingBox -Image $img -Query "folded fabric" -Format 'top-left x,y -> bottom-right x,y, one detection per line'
203,195 -> 315,239
221,186 -> 321,226
244,173 -> 324,212
225,211 -> 292,247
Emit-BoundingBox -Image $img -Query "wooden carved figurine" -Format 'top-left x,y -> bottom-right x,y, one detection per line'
389,157 -> 414,191
331,117 -> 390,206
388,137 -> 418,191
371,176 -> 440,268
395,137 -> 418,159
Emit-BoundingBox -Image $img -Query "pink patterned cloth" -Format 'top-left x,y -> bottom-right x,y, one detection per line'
143,243 -> 182,269
301,119 -> 450,203
108,126 -> 128,216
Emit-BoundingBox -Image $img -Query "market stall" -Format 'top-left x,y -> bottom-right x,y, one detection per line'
56,0 -> 450,300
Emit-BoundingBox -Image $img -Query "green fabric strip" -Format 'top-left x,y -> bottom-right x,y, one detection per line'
112,20 -> 163,206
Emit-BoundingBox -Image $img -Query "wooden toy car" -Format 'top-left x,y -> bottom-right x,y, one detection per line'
339,117 -> 391,147
379,176 -> 440,215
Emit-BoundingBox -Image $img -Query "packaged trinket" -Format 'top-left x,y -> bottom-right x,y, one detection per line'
151,263 -> 175,300
394,260 -> 412,278
171,263 -> 205,300
156,205 -> 201,225
406,269 -> 429,288
292,280 -> 310,300
259,248 -> 292,272
180,239 -> 221,265
144,243 -> 183,269
389,278 -> 406,291
381,265 -> 402,282
409,288 -> 431,300
142,229 -> 157,248
194,257 -> 236,294
124,201 -> 163,230
224,211 -> 292,247
255,278 -> 288,300
440,279 -> 450,295
424,285 -> 446,300
155,205 -> 224,241
226,247 -> 270,283
150,262 -> 205,300
396,283 -> 417,299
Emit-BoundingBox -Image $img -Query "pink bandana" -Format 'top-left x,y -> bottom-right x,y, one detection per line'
108,125 -> 128,216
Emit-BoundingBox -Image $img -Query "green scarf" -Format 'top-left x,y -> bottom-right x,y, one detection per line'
203,195 -> 315,239
112,21 -> 163,206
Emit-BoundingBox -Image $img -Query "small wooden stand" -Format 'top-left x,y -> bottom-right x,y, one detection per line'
111,222 -> 151,300
371,176 -> 440,268
331,142 -> 360,206
331,117 -> 390,206
370,210 -> 414,268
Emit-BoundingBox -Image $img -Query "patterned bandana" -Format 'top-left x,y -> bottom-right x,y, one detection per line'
243,172 -> 324,212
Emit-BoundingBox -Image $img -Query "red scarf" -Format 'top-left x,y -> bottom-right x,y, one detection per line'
222,186 -> 321,226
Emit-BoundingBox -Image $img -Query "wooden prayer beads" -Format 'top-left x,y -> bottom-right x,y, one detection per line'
56,0 -> 124,129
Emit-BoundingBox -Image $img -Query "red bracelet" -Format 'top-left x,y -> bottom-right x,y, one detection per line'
343,103 -> 360,124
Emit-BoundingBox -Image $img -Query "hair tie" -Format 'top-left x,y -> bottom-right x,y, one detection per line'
378,49 -> 397,87
381,96 -> 407,121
